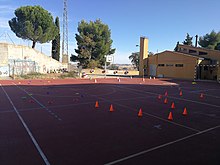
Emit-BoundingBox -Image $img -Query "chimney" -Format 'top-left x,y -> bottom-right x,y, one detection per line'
139,36 -> 148,76
195,35 -> 198,47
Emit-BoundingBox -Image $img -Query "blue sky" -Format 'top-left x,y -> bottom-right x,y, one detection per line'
0,0 -> 219,64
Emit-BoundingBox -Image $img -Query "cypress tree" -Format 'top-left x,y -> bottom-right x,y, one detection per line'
52,17 -> 60,61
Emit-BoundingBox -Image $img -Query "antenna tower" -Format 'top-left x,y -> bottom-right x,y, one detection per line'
62,0 -> 68,63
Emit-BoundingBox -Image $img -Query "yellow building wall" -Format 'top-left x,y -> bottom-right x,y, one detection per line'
139,37 -> 148,76
148,51 -> 199,79
206,51 -> 220,61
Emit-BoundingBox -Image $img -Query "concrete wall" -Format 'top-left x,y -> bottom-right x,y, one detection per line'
148,51 -> 199,80
0,43 -> 8,67
0,66 -> 9,77
0,42 -> 65,75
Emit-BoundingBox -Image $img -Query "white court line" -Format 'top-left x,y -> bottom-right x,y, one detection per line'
89,84 -> 216,132
202,94 -> 220,99
186,88 -> 220,99
167,90 -> 220,100
13,83 -> 62,121
142,110 -> 200,132
0,110 -> 14,113
111,97 -> 199,132
88,93 -> 200,133
117,85 -> 220,109
16,90 -> 154,113
169,96 -> 220,108
188,88 -> 220,93
98,86 -> 200,132
0,84 -> 50,165
104,125 -> 220,165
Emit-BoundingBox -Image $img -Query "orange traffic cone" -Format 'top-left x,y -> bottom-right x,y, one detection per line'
158,94 -> 162,100
179,90 -> 183,96
165,91 -> 168,96
95,101 -> 99,108
200,93 -> 204,99
182,107 -> 187,116
164,98 -> 168,104
168,112 -> 173,120
109,104 -> 114,112
138,108 -> 143,117
171,102 -> 175,109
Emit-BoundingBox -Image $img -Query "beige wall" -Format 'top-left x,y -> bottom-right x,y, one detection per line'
178,45 -> 220,80
178,44 -> 220,62
148,51 -> 199,79
0,43 -> 8,66
0,43 -> 65,74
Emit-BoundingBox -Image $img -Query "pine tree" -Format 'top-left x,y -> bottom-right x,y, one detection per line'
9,6 -> 57,48
183,33 -> 193,46
199,30 -> 220,50
71,19 -> 115,68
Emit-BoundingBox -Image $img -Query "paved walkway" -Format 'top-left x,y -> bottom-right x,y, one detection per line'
0,76 -> 12,80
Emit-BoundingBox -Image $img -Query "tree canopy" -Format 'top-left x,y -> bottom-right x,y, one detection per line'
51,17 -> 60,61
183,33 -> 193,46
198,30 -> 220,50
70,19 -> 115,68
174,41 -> 179,51
9,5 -> 58,48
129,52 -> 139,70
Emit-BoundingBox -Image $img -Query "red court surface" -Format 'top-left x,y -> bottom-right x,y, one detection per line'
0,78 -> 220,165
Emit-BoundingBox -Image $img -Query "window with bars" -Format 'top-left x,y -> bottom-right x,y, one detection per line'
175,64 -> 184,67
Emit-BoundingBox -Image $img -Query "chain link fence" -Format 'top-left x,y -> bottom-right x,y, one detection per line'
8,59 -> 39,76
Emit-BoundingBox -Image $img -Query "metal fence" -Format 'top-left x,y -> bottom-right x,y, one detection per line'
8,59 -> 38,76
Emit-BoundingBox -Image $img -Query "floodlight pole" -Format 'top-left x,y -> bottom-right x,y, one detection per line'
104,55 -> 107,78
22,47 -> 23,75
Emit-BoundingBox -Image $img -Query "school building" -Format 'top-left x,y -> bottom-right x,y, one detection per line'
139,37 -> 220,82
